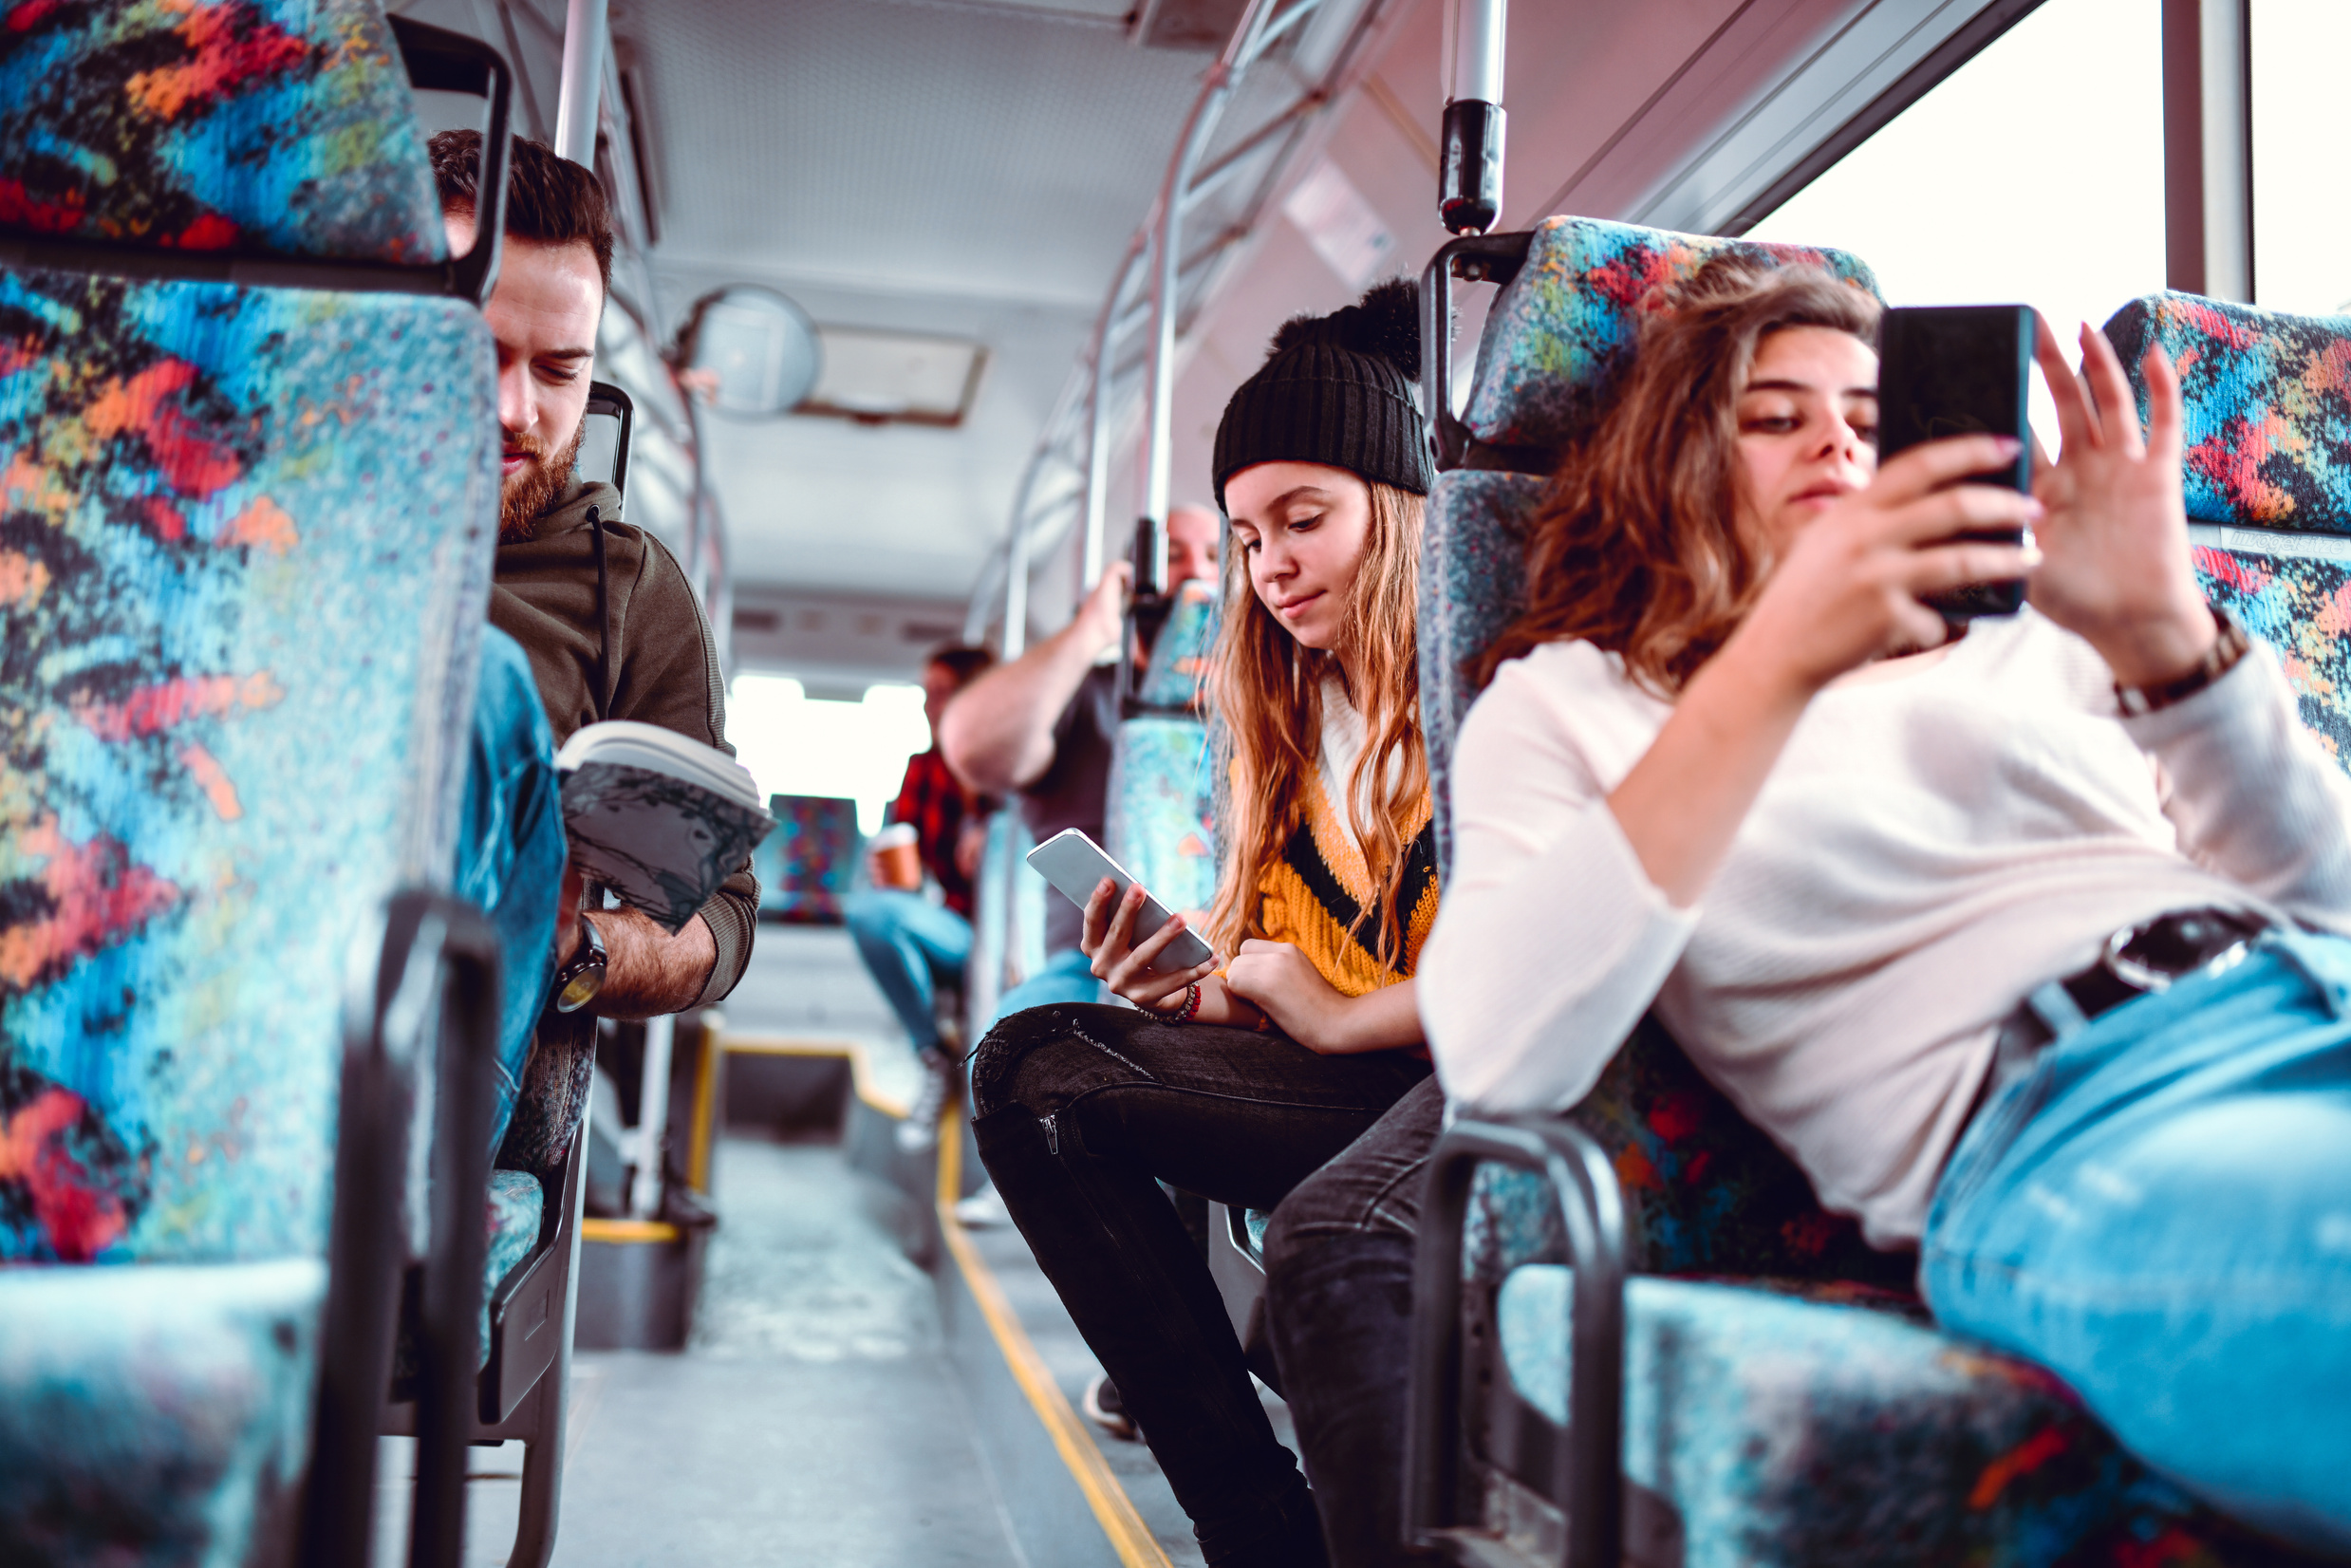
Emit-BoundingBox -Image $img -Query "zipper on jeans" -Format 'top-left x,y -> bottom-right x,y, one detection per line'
1041,1112 -> 1059,1155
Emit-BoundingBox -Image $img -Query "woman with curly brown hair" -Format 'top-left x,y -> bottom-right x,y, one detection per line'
1418,252 -> 2351,1550
968,278 -> 1446,1568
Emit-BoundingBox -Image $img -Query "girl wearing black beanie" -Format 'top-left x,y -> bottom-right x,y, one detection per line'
969,277 -> 1442,1568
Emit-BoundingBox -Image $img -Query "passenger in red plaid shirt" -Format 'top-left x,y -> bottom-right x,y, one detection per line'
847,644 -> 996,1149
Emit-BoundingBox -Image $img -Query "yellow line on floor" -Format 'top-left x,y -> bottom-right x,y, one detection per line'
580,1218 -> 680,1243
718,1030 -> 912,1121
937,1116 -> 1174,1568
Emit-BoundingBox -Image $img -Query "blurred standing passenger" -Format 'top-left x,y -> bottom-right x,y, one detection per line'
847,644 -> 997,1149
939,506 -> 1221,1016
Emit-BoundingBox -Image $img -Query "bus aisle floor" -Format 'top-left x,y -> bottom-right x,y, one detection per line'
370,924 -> 1284,1565
960,1214 -> 1296,1568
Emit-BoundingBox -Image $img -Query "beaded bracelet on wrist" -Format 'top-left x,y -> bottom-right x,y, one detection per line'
2114,605 -> 2250,718
1164,981 -> 1202,1025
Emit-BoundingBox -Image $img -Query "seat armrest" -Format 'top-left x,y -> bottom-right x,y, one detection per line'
481,1127 -> 587,1425
301,889 -> 500,1568
1406,1114 -> 1626,1568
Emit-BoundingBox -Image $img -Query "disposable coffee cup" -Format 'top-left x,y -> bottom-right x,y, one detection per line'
871,822 -> 923,890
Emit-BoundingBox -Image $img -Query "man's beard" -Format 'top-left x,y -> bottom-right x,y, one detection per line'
499,416 -> 587,542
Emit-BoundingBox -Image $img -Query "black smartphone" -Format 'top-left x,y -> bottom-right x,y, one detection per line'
1876,304 -> 2035,621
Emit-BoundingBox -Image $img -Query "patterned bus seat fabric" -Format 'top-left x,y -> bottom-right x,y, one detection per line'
0,0 -> 445,266
2106,294 -> 2351,762
0,257 -> 496,1556
395,1169 -> 540,1381
1462,1021 -> 1914,1293
1104,717 -> 1219,918
0,1259 -> 327,1566
1420,470 -> 1543,879
757,793 -> 860,923
1461,215 -> 1877,458
483,1170 -> 542,1317
1134,580 -> 1220,711
1492,1268 -> 2308,1568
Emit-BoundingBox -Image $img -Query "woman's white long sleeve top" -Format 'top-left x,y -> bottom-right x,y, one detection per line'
1416,608 -> 2351,1245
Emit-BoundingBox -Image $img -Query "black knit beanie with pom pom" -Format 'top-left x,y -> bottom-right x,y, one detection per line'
1211,276 -> 1433,513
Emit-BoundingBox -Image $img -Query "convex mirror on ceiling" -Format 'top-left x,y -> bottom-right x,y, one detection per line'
673,287 -> 987,428
675,286 -> 822,418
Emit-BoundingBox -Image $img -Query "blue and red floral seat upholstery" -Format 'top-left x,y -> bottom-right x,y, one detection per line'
2106,291 -> 2351,759
756,793 -> 862,923
0,0 -> 445,264
1424,217 -> 2336,1564
1,1 -> 499,1559
1106,581 -> 1221,917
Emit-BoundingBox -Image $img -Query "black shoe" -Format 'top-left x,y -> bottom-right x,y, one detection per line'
1082,1372 -> 1137,1441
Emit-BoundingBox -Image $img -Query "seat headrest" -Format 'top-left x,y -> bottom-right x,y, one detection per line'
0,0 -> 445,266
2104,292 -> 2351,534
1464,215 -> 1879,457
1134,580 -> 1220,712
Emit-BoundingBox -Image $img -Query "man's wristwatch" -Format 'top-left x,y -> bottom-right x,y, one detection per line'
550,913 -> 607,1015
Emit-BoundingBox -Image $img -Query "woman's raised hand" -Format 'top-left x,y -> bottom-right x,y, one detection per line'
1733,435 -> 2044,695
2024,319 -> 2218,687
1080,878 -> 1219,1014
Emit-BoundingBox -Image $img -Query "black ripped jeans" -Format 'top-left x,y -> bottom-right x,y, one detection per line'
970,1003 -> 1430,1568
1263,1075 -> 1446,1567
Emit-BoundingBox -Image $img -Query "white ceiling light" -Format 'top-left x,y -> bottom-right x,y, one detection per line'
796,327 -> 988,428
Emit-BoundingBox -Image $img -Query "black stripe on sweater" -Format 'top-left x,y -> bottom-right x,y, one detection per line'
1278,817 -> 1440,978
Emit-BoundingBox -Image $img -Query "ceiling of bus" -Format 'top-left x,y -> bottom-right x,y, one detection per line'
606,0 -> 1217,608
391,0 -> 2029,680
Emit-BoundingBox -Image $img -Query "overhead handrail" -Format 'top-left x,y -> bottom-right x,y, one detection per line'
963,0 -> 1404,649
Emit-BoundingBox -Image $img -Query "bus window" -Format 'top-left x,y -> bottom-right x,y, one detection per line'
2251,0 -> 2351,314
1745,0 -> 2166,449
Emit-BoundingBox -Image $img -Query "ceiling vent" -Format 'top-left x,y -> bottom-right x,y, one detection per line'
1133,0 -> 1250,50
795,328 -> 988,428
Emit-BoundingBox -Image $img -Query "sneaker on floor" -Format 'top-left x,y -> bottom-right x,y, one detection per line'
952,1180 -> 1012,1228
895,1052 -> 956,1153
1082,1372 -> 1137,1442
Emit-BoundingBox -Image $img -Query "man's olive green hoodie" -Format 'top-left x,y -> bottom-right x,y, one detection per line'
490,478 -> 758,1006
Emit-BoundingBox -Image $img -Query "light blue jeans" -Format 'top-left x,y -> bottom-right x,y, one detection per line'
847,889 -> 973,1055
1922,927 -> 2351,1553
453,626 -> 566,1162
990,943 -> 1110,1027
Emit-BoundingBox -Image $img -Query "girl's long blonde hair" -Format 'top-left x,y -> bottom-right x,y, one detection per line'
1203,478 -> 1427,970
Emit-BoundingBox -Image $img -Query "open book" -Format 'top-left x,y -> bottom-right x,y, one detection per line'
556,720 -> 775,933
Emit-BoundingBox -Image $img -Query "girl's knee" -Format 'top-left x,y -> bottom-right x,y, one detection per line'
969,1004 -> 1096,1119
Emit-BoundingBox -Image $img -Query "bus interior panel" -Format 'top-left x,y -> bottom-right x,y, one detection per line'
4,0 -> 2348,1564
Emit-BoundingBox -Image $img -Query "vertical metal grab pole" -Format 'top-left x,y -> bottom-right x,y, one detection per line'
627,1014 -> 673,1219
1438,0 -> 1507,234
553,0 -> 609,167
1140,0 -> 1280,551
1083,341 -> 1117,591
1082,236 -> 1148,590
999,451 -> 1046,659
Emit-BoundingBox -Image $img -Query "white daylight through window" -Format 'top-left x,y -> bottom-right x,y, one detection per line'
2250,0 -> 2351,316
1745,0 -> 2168,451
727,674 -> 934,836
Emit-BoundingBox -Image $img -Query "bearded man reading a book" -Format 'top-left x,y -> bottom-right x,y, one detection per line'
431,131 -> 760,1181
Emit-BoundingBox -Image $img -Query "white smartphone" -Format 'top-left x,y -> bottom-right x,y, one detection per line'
1024,829 -> 1216,973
